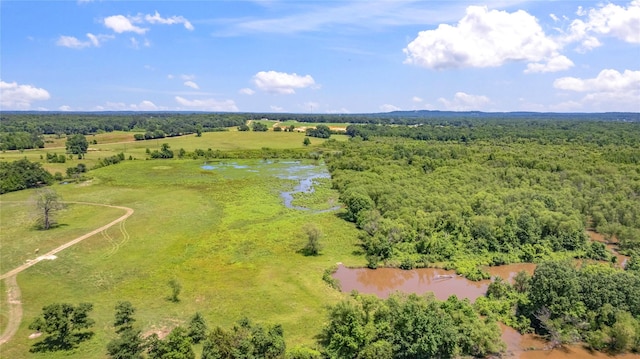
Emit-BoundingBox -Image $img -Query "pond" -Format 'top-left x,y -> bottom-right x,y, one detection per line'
332,230 -> 628,302
332,229 -> 634,358
332,263 -> 534,302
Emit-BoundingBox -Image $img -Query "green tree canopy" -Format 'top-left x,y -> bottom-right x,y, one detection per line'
65,134 -> 89,155
29,302 -> 95,351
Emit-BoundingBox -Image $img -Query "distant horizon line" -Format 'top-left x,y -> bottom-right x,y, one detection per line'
2,110 -> 639,115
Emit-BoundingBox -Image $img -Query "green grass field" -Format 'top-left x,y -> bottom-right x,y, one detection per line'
0,130 -> 348,175
0,131 -> 363,358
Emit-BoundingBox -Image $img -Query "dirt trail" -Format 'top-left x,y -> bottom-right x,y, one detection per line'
0,201 -> 134,345
0,276 -> 22,345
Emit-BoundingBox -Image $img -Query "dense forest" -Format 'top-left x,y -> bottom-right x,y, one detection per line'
320,118 -> 640,353
323,135 -> 640,275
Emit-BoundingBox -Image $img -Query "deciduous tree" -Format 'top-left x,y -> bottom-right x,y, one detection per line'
34,188 -> 64,230
29,302 -> 94,351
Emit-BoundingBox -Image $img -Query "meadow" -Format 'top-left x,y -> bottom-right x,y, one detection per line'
0,131 -> 362,358
0,129 -> 348,175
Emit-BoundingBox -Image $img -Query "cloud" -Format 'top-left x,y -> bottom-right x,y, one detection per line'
104,12 -> 194,35
239,88 -> 255,95
568,0 -> 640,47
134,100 -> 159,111
380,104 -> 401,112
57,33 -> 113,48
104,102 -> 128,110
404,6 -> 560,70
145,11 -> 194,31
216,1 -> 533,36
553,69 -> 640,111
57,35 -> 90,49
104,15 -> 148,34
437,92 -> 491,111
0,80 -> 51,109
412,96 -> 423,103
525,55 -> 574,73
252,71 -> 316,94
180,74 -> 195,81
183,81 -> 199,89
59,105 -> 72,111
270,105 -> 285,112
97,101 -> 162,111
175,96 -> 238,111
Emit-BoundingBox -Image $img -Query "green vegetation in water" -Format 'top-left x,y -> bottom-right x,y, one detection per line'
289,177 -> 339,211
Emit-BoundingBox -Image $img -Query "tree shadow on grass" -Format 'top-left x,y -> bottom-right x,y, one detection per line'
30,331 -> 94,353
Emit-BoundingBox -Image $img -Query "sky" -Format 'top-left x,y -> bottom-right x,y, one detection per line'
1,0 -> 639,113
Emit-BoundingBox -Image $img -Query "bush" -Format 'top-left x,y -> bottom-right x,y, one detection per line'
322,266 -> 341,290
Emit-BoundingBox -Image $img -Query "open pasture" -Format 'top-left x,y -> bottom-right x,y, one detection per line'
0,130 -> 347,177
0,155 -> 362,358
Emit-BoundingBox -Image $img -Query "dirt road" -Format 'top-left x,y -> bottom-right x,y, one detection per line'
0,202 -> 134,345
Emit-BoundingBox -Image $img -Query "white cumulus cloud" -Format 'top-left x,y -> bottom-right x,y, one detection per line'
525,55 -> 574,73
183,81 -> 199,89
104,15 -> 148,34
134,100 -> 159,111
569,0 -> 640,47
57,35 -> 91,49
252,71 -> 316,94
380,104 -> 401,112
404,6 -> 560,70
175,96 -> 238,111
57,33 -> 113,49
239,88 -> 255,95
553,69 -> 640,111
104,12 -> 194,36
0,80 -> 51,109
438,92 -> 491,111
145,11 -> 194,31
412,96 -> 423,103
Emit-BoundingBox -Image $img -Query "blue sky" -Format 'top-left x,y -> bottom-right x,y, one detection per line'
1,0 -> 638,113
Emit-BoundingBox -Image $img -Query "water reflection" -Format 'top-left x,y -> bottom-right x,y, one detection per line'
333,263 -> 537,302
334,265 -> 488,301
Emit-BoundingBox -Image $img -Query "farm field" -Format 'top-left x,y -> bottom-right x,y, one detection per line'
0,133 -> 363,358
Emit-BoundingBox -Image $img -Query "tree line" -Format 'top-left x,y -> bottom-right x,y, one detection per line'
0,113 -> 247,150
322,135 -> 640,277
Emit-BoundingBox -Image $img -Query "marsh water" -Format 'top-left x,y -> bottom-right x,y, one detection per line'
200,160 -> 339,212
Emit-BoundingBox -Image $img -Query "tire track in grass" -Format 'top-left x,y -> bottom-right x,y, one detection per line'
0,201 -> 134,346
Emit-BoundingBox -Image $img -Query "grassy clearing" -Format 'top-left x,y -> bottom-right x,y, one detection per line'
0,156 -> 363,358
0,201 -> 125,273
